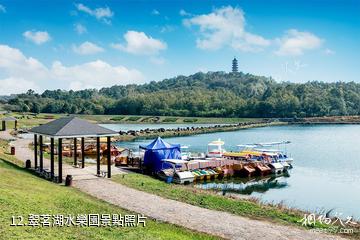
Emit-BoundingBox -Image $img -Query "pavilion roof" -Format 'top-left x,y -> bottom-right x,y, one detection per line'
1,116 -> 17,121
29,116 -> 118,138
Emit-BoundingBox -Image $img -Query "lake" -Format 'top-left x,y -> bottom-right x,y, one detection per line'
114,124 -> 360,219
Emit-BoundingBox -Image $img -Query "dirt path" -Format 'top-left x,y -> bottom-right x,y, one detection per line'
6,135 -> 347,240
0,130 -> 16,141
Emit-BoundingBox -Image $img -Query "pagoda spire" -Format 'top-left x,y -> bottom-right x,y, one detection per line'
232,57 -> 238,73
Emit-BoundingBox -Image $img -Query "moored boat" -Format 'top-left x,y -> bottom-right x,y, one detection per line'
268,162 -> 284,174
206,139 -> 226,158
158,159 -> 195,184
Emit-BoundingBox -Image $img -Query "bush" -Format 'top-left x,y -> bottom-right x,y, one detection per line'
110,116 -> 125,121
183,118 -> 198,123
126,116 -> 142,121
162,117 -> 178,122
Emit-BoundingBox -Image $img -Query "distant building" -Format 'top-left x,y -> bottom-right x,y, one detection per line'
232,57 -> 238,73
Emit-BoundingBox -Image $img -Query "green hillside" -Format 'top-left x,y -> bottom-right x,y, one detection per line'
4,71 -> 360,118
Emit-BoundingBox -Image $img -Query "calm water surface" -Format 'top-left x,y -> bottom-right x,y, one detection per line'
114,124 -> 360,219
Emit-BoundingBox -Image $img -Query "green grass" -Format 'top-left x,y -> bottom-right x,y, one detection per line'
125,116 -> 143,122
112,173 -> 334,230
183,118 -> 198,123
0,140 -> 24,167
110,116 -> 125,121
0,160 -> 218,240
162,118 -> 178,123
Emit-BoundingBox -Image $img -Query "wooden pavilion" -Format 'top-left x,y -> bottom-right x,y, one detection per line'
29,116 -> 118,183
1,116 -> 17,131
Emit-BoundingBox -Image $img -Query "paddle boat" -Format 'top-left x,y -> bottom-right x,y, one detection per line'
268,162 -> 284,174
181,145 -> 192,160
206,139 -> 226,158
224,141 -> 294,173
157,159 -> 195,184
191,170 -> 205,181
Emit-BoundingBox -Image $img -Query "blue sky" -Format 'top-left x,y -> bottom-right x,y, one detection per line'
0,0 -> 359,94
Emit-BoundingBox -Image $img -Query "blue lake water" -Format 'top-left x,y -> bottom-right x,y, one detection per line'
113,124 -> 360,219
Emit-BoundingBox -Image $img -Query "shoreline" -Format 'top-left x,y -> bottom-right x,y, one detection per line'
112,120 -> 288,142
111,116 -> 360,142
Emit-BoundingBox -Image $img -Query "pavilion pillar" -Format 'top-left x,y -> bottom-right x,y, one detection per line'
39,135 -> 43,171
2,121 -> 5,131
107,136 -> 111,178
96,137 -> 100,176
34,134 -> 38,169
81,137 -> 85,168
58,138 -> 63,183
73,138 -> 77,166
50,138 -> 54,180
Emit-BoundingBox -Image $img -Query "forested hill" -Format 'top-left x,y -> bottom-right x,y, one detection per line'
4,71 -> 360,118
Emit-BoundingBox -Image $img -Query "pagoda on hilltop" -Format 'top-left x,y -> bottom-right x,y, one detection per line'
232,57 -> 238,73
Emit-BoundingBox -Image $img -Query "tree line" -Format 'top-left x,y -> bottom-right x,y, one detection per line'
5,71 -> 360,118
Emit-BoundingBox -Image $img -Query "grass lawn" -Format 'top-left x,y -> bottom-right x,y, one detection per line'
0,138 -> 217,240
0,160 -> 218,240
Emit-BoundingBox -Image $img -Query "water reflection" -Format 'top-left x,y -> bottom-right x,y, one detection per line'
194,173 -> 290,195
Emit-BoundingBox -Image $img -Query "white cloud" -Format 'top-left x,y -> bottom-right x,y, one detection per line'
151,9 -> 160,15
0,4 -> 6,13
275,29 -> 323,56
72,41 -> 104,55
179,9 -> 191,16
76,3 -> 114,24
0,44 -> 145,93
0,78 -> 39,95
111,31 -> 167,55
23,30 -> 51,45
324,48 -> 335,55
51,60 -> 145,90
183,6 -> 270,52
74,23 -> 87,34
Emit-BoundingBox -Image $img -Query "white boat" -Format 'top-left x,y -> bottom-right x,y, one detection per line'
206,139 -> 226,158
280,161 -> 291,170
181,145 -> 192,160
174,171 -> 195,184
158,159 -> 194,184
268,162 -> 284,174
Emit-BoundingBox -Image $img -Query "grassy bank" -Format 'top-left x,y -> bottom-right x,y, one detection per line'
0,159 -> 218,240
112,174 -> 303,224
112,173 -> 358,239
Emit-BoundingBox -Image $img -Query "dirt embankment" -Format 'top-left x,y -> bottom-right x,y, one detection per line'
290,116 -> 360,124
113,120 -> 288,142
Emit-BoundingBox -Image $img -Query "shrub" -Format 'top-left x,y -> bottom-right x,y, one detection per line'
183,118 -> 198,123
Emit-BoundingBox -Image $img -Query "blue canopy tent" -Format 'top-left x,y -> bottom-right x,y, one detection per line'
140,137 -> 181,173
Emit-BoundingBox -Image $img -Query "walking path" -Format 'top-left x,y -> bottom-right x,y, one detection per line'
2,132 -> 347,240
0,130 -> 16,141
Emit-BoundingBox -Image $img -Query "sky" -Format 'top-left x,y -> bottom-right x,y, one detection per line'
0,0 -> 359,94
